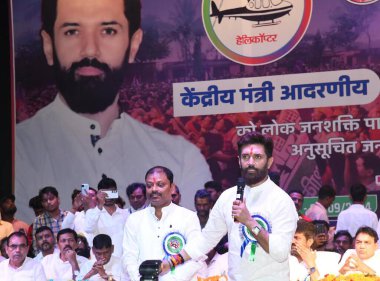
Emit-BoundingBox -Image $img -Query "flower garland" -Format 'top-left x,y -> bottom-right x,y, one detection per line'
321,274 -> 380,281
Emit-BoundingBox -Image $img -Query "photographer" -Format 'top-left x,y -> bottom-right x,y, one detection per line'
85,176 -> 128,258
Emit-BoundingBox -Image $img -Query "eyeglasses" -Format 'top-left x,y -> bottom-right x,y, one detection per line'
8,244 -> 28,250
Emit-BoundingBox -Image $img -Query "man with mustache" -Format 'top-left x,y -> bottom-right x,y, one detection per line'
161,132 -> 298,281
41,228 -> 88,280
15,0 -> 211,223
122,166 -> 205,281
194,189 -> 212,229
34,225 -> 59,261
78,234 -> 127,281
0,231 -> 46,280
338,226 -> 380,276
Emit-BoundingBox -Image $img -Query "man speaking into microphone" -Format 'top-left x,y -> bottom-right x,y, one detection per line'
161,131 -> 298,281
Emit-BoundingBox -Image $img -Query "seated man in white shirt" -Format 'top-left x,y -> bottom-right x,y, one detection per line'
34,225 -> 59,261
290,220 -> 320,281
290,220 -> 341,281
78,234 -> 126,281
339,226 -> 380,276
0,231 -> 46,280
41,228 -> 88,280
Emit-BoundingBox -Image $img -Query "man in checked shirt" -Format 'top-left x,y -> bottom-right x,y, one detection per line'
32,186 -> 67,254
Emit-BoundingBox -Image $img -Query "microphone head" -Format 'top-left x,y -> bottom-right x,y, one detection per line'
237,177 -> 245,188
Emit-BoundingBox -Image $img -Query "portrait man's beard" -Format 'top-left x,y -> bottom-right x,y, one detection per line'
241,162 -> 269,186
53,53 -> 127,114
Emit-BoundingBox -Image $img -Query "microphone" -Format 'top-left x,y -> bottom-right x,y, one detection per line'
234,177 -> 245,222
236,177 -> 245,202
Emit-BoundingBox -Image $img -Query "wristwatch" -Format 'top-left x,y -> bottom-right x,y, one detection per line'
252,225 -> 262,236
309,267 -> 316,274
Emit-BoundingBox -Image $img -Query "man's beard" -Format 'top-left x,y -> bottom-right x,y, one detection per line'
54,56 -> 126,114
41,242 -> 53,252
291,244 -> 300,258
241,163 -> 269,186
3,206 -> 17,216
197,210 -> 209,217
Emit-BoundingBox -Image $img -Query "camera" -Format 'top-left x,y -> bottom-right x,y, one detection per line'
139,260 -> 162,281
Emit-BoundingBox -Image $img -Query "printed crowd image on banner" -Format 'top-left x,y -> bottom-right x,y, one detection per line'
12,0 -> 380,221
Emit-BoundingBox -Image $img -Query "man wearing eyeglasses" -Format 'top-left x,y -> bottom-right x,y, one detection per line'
0,231 -> 46,280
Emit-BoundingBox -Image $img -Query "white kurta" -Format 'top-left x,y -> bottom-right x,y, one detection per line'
338,249 -> 380,276
15,95 -> 212,222
77,255 -> 128,281
123,203 -> 205,281
335,204 -> 378,237
62,210 -> 95,247
289,251 -> 341,281
41,252 -> 88,280
185,178 -> 298,281
33,247 -> 60,262
0,257 -> 47,280
85,206 -> 129,258
288,255 -> 308,281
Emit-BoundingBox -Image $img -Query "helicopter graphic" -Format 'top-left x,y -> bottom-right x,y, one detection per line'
210,0 -> 293,26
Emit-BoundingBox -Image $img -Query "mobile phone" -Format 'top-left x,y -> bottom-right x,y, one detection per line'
104,190 -> 118,199
81,183 -> 89,195
315,223 -> 326,234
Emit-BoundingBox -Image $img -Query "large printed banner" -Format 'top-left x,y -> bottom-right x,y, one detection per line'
12,0 -> 380,221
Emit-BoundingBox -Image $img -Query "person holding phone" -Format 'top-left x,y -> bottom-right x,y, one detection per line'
85,176 -> 128,258
312,220 -> 331,251
62,188 -> 97,246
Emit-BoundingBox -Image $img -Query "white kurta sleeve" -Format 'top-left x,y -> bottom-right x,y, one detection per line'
35,262 -> 48,280
184,194 -> 228,260
268,198 -> 298,262
169,212 -> 206,281
84,206 -> 101,233
122,215 -> 141,281
62,211 -> 75,229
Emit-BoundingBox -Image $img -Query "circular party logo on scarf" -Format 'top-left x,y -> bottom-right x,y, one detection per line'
163,232 -> 186,255
202,0 -> 313,65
